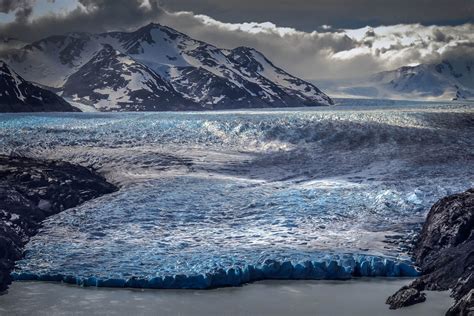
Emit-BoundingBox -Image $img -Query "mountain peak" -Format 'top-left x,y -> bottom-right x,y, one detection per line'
136,22 -> 183,36
131,23 -> 195,46
144,22 -> 163,28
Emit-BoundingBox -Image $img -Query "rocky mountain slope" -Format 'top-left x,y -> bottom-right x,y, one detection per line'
0,61 -> 77,112
2,23 -> 332,111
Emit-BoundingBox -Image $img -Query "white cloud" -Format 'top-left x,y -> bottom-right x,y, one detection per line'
157,10 -> 474,80
0,1 -> 472,80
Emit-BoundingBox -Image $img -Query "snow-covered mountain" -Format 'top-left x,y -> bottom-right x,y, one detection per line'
0,61 -> 77,112
62,44 -> 198,111
3,23 -> 333,111
317,59 -> 474,101
372,60 -> 474,100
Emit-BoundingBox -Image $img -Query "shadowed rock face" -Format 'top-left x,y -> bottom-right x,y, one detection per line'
414,188 -> 474,268
0,155 -> 117,292
448,290 -> 474,316
0,61 -> 77,113
386,188 -> 474,315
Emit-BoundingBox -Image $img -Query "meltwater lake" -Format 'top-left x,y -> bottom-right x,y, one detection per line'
1,99 -> 473,288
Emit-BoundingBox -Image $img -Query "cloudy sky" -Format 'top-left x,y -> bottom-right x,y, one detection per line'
0,0 -> 473,80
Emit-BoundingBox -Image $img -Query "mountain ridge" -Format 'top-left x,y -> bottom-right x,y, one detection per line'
2,23 -> 333,111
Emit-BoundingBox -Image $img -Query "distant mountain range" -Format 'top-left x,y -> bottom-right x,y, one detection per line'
1,23 -> 333,112
0,61 -> 77,112
2,23 -> 471,112
317,59 -> 474,101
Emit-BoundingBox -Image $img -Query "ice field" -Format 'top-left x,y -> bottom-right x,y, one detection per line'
1,99 -> 473,288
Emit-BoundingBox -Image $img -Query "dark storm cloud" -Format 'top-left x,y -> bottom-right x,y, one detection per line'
159,0 -> 474,30
0,0 -> 36,22
157,12 -> 474,79
436,42 -> 474,63
0,0 -> 165,42
0,0 -> 32,13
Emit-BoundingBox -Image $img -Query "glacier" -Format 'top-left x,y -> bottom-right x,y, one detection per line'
1,99 -> 473,289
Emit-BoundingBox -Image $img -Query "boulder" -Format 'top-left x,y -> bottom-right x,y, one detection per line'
386,286 -> 426,309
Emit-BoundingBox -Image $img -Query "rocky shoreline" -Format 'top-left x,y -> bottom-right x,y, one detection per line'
386,188 -> 474,315
0,155 -> 118,293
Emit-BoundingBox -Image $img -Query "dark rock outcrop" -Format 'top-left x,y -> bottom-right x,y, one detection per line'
0,155 -> 117,293
386,286 -> 426,309
414,188 -> 474,268
386,188 -> 474,315
447,290 -> 474,316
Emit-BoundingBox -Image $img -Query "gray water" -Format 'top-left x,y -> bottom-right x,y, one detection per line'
0,279 -> 453,316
